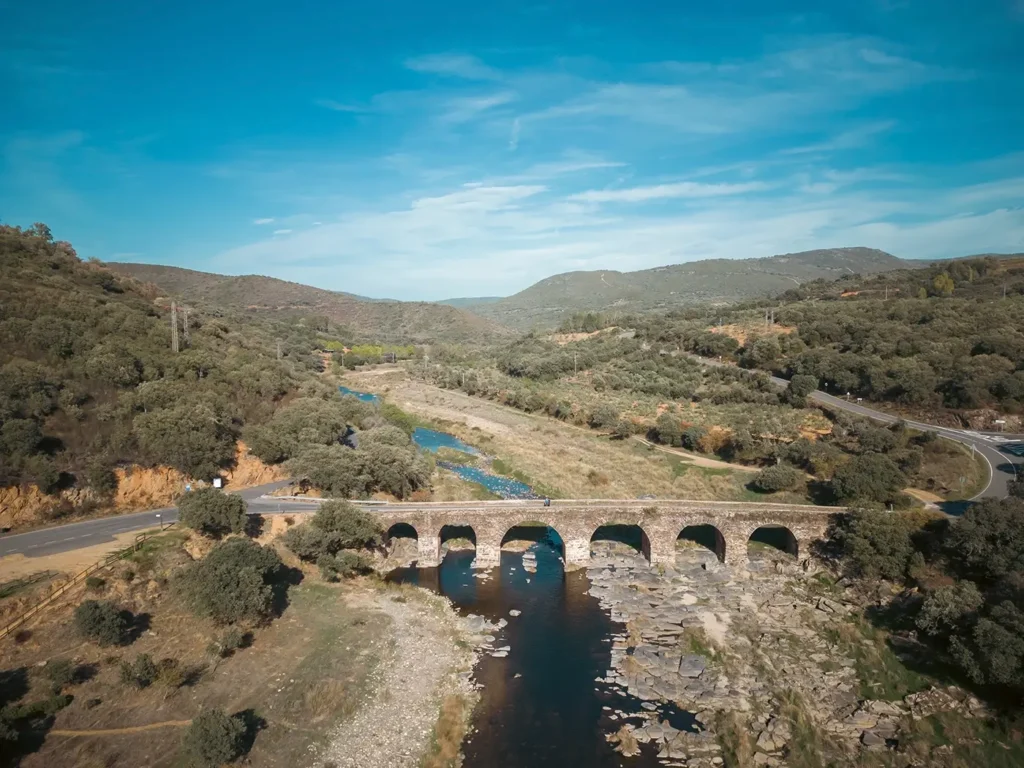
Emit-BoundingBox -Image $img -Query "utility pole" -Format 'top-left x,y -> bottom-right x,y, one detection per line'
170,301 -> 179,353
884,285 -> 888,301
181,307 -> 190,348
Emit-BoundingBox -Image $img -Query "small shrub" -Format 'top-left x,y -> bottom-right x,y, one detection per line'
119,654 -> 157,688
317,552 -> 371,582
179,708 -> 246,768
45,659 -> 76,689
156,657 -> 187,688
120,568 -> 135,583
85,575 -> 106,592
586,469 -> 609,486
208,628 -> 248,658
2,693 -> 72,722
178,488 -> 248,538
751,464 -> 802,493
74,600 -> 131,646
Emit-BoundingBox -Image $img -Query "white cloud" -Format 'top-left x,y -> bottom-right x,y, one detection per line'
509,117 -> 521,151
570,181 -> 770,203
314,99 -> 367,113
780,120 -> 897,155
209,170 -> 1024,300
406,54 -> 502,81
253,217 -> 274,224
272,228 -> 292,235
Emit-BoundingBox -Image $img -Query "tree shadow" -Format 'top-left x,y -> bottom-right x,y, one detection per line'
0,667 -> 30,707
233,708 -> 268,756
72,663 -> 99,685
270,566 -> 304,619
245,514 -> 266,538
807,479 -> 838,506
123,611 -> 151,644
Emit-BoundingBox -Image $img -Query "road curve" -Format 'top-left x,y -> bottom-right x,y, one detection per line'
691,353 -> 1021,501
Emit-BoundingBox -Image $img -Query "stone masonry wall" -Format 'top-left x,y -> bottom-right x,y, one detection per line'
368,500 -> 839,569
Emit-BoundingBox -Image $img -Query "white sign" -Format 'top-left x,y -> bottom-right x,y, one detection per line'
213,478 -> 223,489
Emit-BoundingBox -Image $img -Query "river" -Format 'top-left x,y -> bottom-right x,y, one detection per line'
390,539 -> 696,766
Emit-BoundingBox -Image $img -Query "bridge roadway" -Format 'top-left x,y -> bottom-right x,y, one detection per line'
0,494 -> 839,568
325,497 -> 840,568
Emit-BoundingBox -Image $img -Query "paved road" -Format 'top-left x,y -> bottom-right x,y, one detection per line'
0,481 -> 294,560
2,362 -> 1021,562
692,354 -> 1022,501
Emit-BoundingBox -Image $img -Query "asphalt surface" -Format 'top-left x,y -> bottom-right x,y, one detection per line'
0,481 -> 294,560
1,364 -> 1021,562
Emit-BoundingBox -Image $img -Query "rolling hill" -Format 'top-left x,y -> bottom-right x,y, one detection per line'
460,247 -> 909,330
106,263 -> 514,344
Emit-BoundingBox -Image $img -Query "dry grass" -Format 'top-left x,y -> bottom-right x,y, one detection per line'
610,724 -> 640,756
715,710 -> 755,767
346,372 -> 758,501
304,680 -> 351,722
421,694 -> 471,768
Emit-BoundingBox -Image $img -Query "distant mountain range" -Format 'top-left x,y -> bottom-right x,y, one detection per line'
455,247 -> 910,330
107,263 -> 514,344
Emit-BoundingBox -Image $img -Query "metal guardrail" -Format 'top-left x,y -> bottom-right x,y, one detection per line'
0,524 -> 176,641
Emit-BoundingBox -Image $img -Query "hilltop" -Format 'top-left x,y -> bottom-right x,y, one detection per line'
107,263 -> 514,344
459,248 -> 909,330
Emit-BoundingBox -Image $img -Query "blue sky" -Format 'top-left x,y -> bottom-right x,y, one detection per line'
2,0 -> 1023,300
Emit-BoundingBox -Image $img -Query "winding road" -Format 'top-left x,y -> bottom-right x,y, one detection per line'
1,370 -> 1021,563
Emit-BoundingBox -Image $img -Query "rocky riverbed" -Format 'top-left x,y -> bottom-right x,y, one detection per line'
586,541 -> 988,767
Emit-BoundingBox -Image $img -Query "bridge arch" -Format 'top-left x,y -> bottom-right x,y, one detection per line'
590,523 -> 651,563
677,524 -> 726,563
439,523 -> 476,560
501,521 -> 565,559
386,522 -> 418,543
747,524 -> 799,560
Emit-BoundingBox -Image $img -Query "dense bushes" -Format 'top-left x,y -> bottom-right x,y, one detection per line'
834,498 -> 1024,698
176,539 -> 287,625
283,501 -> 381,581
74,600 -> 132,646
244,396 -> 373,464
287,437 -> 431,499
751,464 -> 802,493
178,488 -> 247,537
830,453 -> 907,505
0,223 -> 328,496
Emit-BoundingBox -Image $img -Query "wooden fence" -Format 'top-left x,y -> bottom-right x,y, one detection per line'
0,525 -> 176,641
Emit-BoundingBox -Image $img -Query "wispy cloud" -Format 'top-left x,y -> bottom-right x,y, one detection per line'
314,98 -> 368,113
780,120 -> 898,155
406,53 -> 502,80
509,118 -> 521,150
253,217 -> 275,225
570,181 -> 770,203
272,228 -> 292,235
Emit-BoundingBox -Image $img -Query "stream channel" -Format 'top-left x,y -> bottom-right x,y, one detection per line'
343,384 -> 697,765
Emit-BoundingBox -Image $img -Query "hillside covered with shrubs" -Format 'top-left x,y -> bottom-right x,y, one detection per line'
0,224 -> 362,516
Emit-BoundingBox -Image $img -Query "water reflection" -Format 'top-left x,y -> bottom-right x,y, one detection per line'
390,536 -> 691,767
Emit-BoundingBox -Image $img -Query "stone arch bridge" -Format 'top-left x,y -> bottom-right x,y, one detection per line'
363,499 -> 843,568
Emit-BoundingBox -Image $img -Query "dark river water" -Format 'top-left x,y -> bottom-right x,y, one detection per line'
390,538 -> 693,767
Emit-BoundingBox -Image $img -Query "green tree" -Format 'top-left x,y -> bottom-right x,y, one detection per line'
944,498 -> 1024,585
830,453 -> 906,504
751,464 -> 802,493
176,539 -> 285,625
835,509 -> 915,581
588,404 -> 620,429
134,404 -> 235,480
654,412 -> 682,447
74,600 -> 131,646
916,582 -> 983,637
282,500 -> 382,562
179,708 -> 247,768
931,272 -> 955,296
178,488 -> 248,538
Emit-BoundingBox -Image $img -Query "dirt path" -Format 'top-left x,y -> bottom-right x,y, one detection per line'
49,721 -> 192,737
314,590 -> 473,768
632,437 -> 759,473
